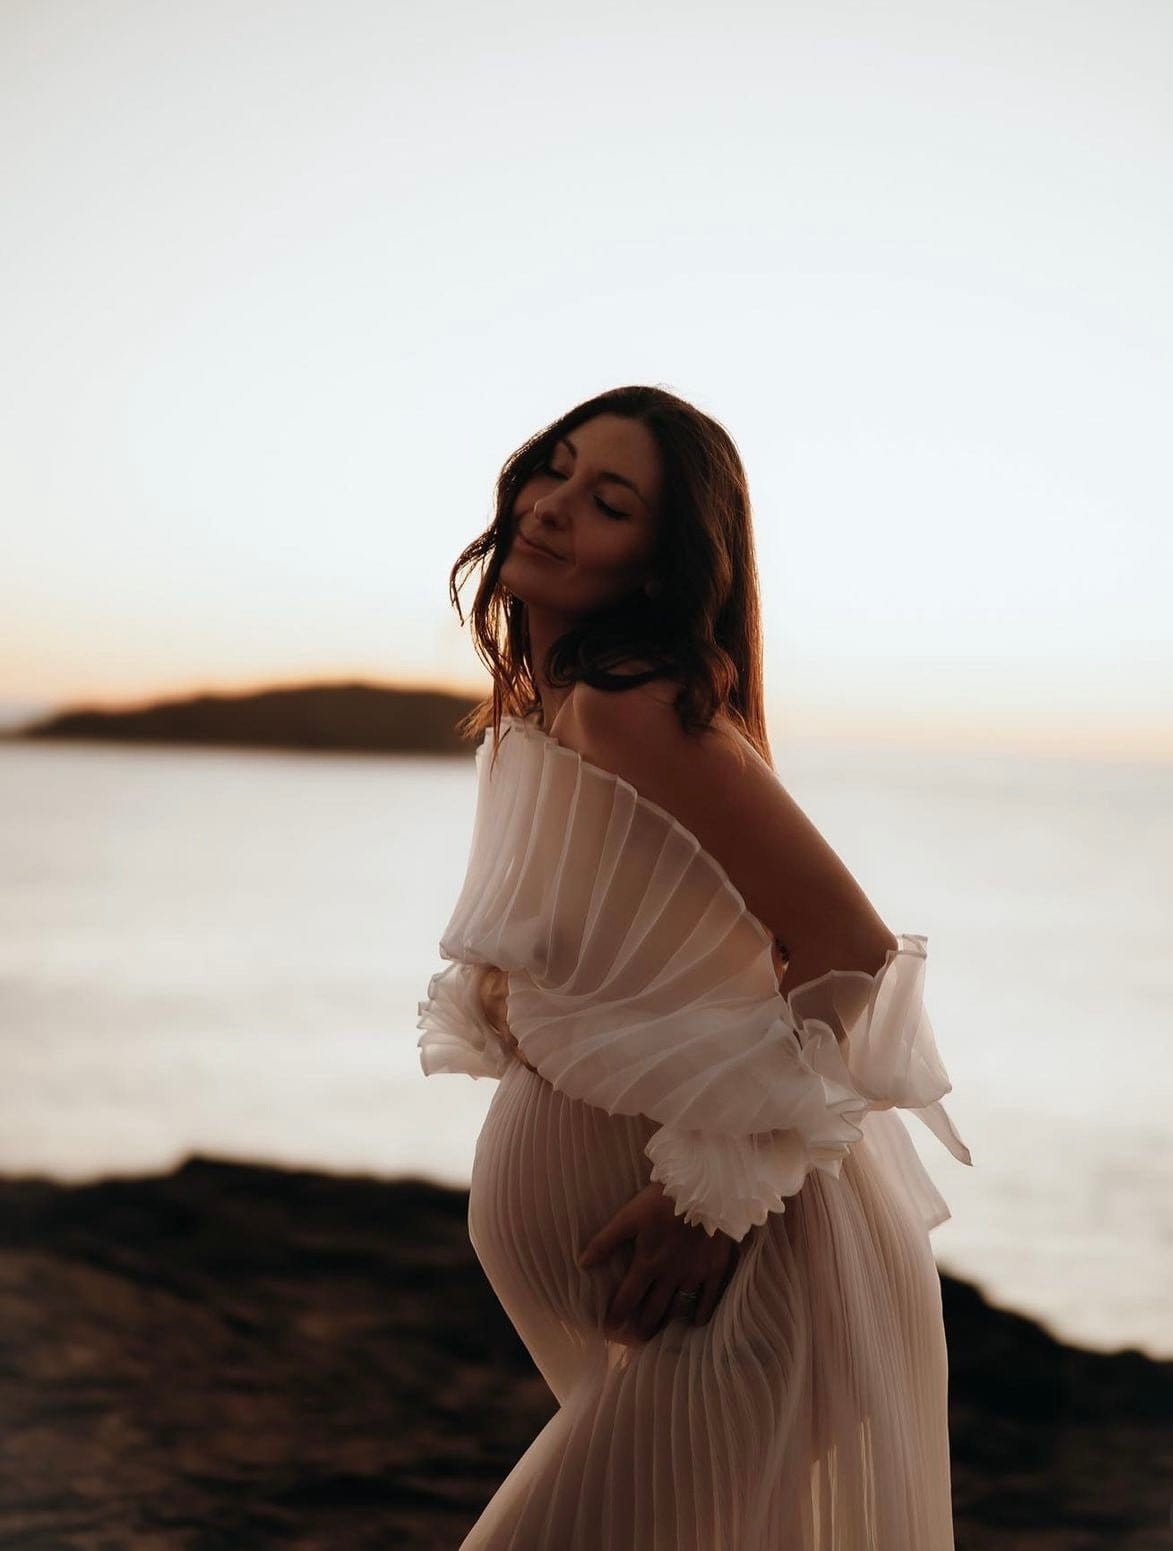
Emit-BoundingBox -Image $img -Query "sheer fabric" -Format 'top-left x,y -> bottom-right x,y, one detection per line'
416,713 -> 972,1548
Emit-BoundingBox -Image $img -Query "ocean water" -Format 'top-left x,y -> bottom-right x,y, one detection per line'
1,735 -> 1170,1361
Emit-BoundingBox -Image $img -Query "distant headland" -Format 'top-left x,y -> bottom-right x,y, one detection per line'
5,681 -> 485,756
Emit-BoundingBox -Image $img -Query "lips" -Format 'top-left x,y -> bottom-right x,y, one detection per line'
517,530 -> 565,561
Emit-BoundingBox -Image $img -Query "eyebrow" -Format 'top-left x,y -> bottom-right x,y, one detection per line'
556,435 -> 648,508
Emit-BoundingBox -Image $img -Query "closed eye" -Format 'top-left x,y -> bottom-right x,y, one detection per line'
537,464 -> 629,519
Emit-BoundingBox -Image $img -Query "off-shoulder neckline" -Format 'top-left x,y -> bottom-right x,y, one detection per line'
491,712 -> 774,962
491,711 -> 919,1004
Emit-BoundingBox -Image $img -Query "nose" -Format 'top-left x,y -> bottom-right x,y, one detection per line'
532,495 -> 567,529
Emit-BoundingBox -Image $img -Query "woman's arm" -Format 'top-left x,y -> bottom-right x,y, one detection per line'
558,683 -> 899,991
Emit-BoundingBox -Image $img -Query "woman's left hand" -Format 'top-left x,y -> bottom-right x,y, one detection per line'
576,1179 -> 741,1344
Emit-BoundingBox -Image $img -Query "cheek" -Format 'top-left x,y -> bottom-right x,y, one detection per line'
509,486 -> 535,523
580,536 -> 653,580
567,560 -> 648,607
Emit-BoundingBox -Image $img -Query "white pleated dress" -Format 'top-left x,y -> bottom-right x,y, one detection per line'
417,712 -> 973,1551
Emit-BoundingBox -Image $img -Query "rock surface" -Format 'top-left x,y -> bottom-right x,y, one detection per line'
0,1157 -> 1168,1550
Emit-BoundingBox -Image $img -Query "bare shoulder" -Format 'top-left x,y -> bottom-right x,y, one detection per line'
559,676 -> 897,986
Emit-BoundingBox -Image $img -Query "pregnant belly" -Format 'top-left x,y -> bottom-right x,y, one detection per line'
468,1058 -> 665,1362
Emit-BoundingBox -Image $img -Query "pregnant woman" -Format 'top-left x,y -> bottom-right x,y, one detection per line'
417,384 -> 973,1549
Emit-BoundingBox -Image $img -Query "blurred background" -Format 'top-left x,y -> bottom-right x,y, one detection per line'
2,0 -> 1170,1383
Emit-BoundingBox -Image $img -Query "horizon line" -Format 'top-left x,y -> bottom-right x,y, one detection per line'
1,672 -> 1170,767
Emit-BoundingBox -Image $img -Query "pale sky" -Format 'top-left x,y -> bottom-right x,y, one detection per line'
2,0 -> 1170,758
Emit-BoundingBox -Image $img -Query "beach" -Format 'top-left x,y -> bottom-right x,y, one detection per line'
1,1156 -> 1169,1550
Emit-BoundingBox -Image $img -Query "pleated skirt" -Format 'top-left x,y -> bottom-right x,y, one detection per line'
462,1054 -> 957,1551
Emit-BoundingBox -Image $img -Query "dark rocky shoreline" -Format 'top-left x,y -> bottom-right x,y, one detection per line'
0,1156 -> 1168,1549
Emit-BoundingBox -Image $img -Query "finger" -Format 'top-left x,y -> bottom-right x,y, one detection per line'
693,1251 -> 738,1325
633,1275 -> 684,1341
605,1262 -> 653,1337
577,1204 -> 633,1268
692,1274 -> 720,1325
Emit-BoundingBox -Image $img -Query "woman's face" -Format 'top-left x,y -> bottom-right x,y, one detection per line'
501,412 -> 664,616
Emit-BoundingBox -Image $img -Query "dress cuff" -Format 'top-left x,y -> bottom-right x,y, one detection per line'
416,960 -> 512,1080
643,1014 -> 873,1241
642,936 -> 973,1240
644,1119 -> 867,1241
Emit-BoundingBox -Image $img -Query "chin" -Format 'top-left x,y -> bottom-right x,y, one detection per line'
499,557 -> 543,603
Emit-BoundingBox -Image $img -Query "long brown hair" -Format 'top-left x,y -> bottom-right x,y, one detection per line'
448,384 -> 775,768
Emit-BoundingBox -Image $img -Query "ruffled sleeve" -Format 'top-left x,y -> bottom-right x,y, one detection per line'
642,935 -> 972,1240
783,932 -> 973,1166
416,960 -> 511,1081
